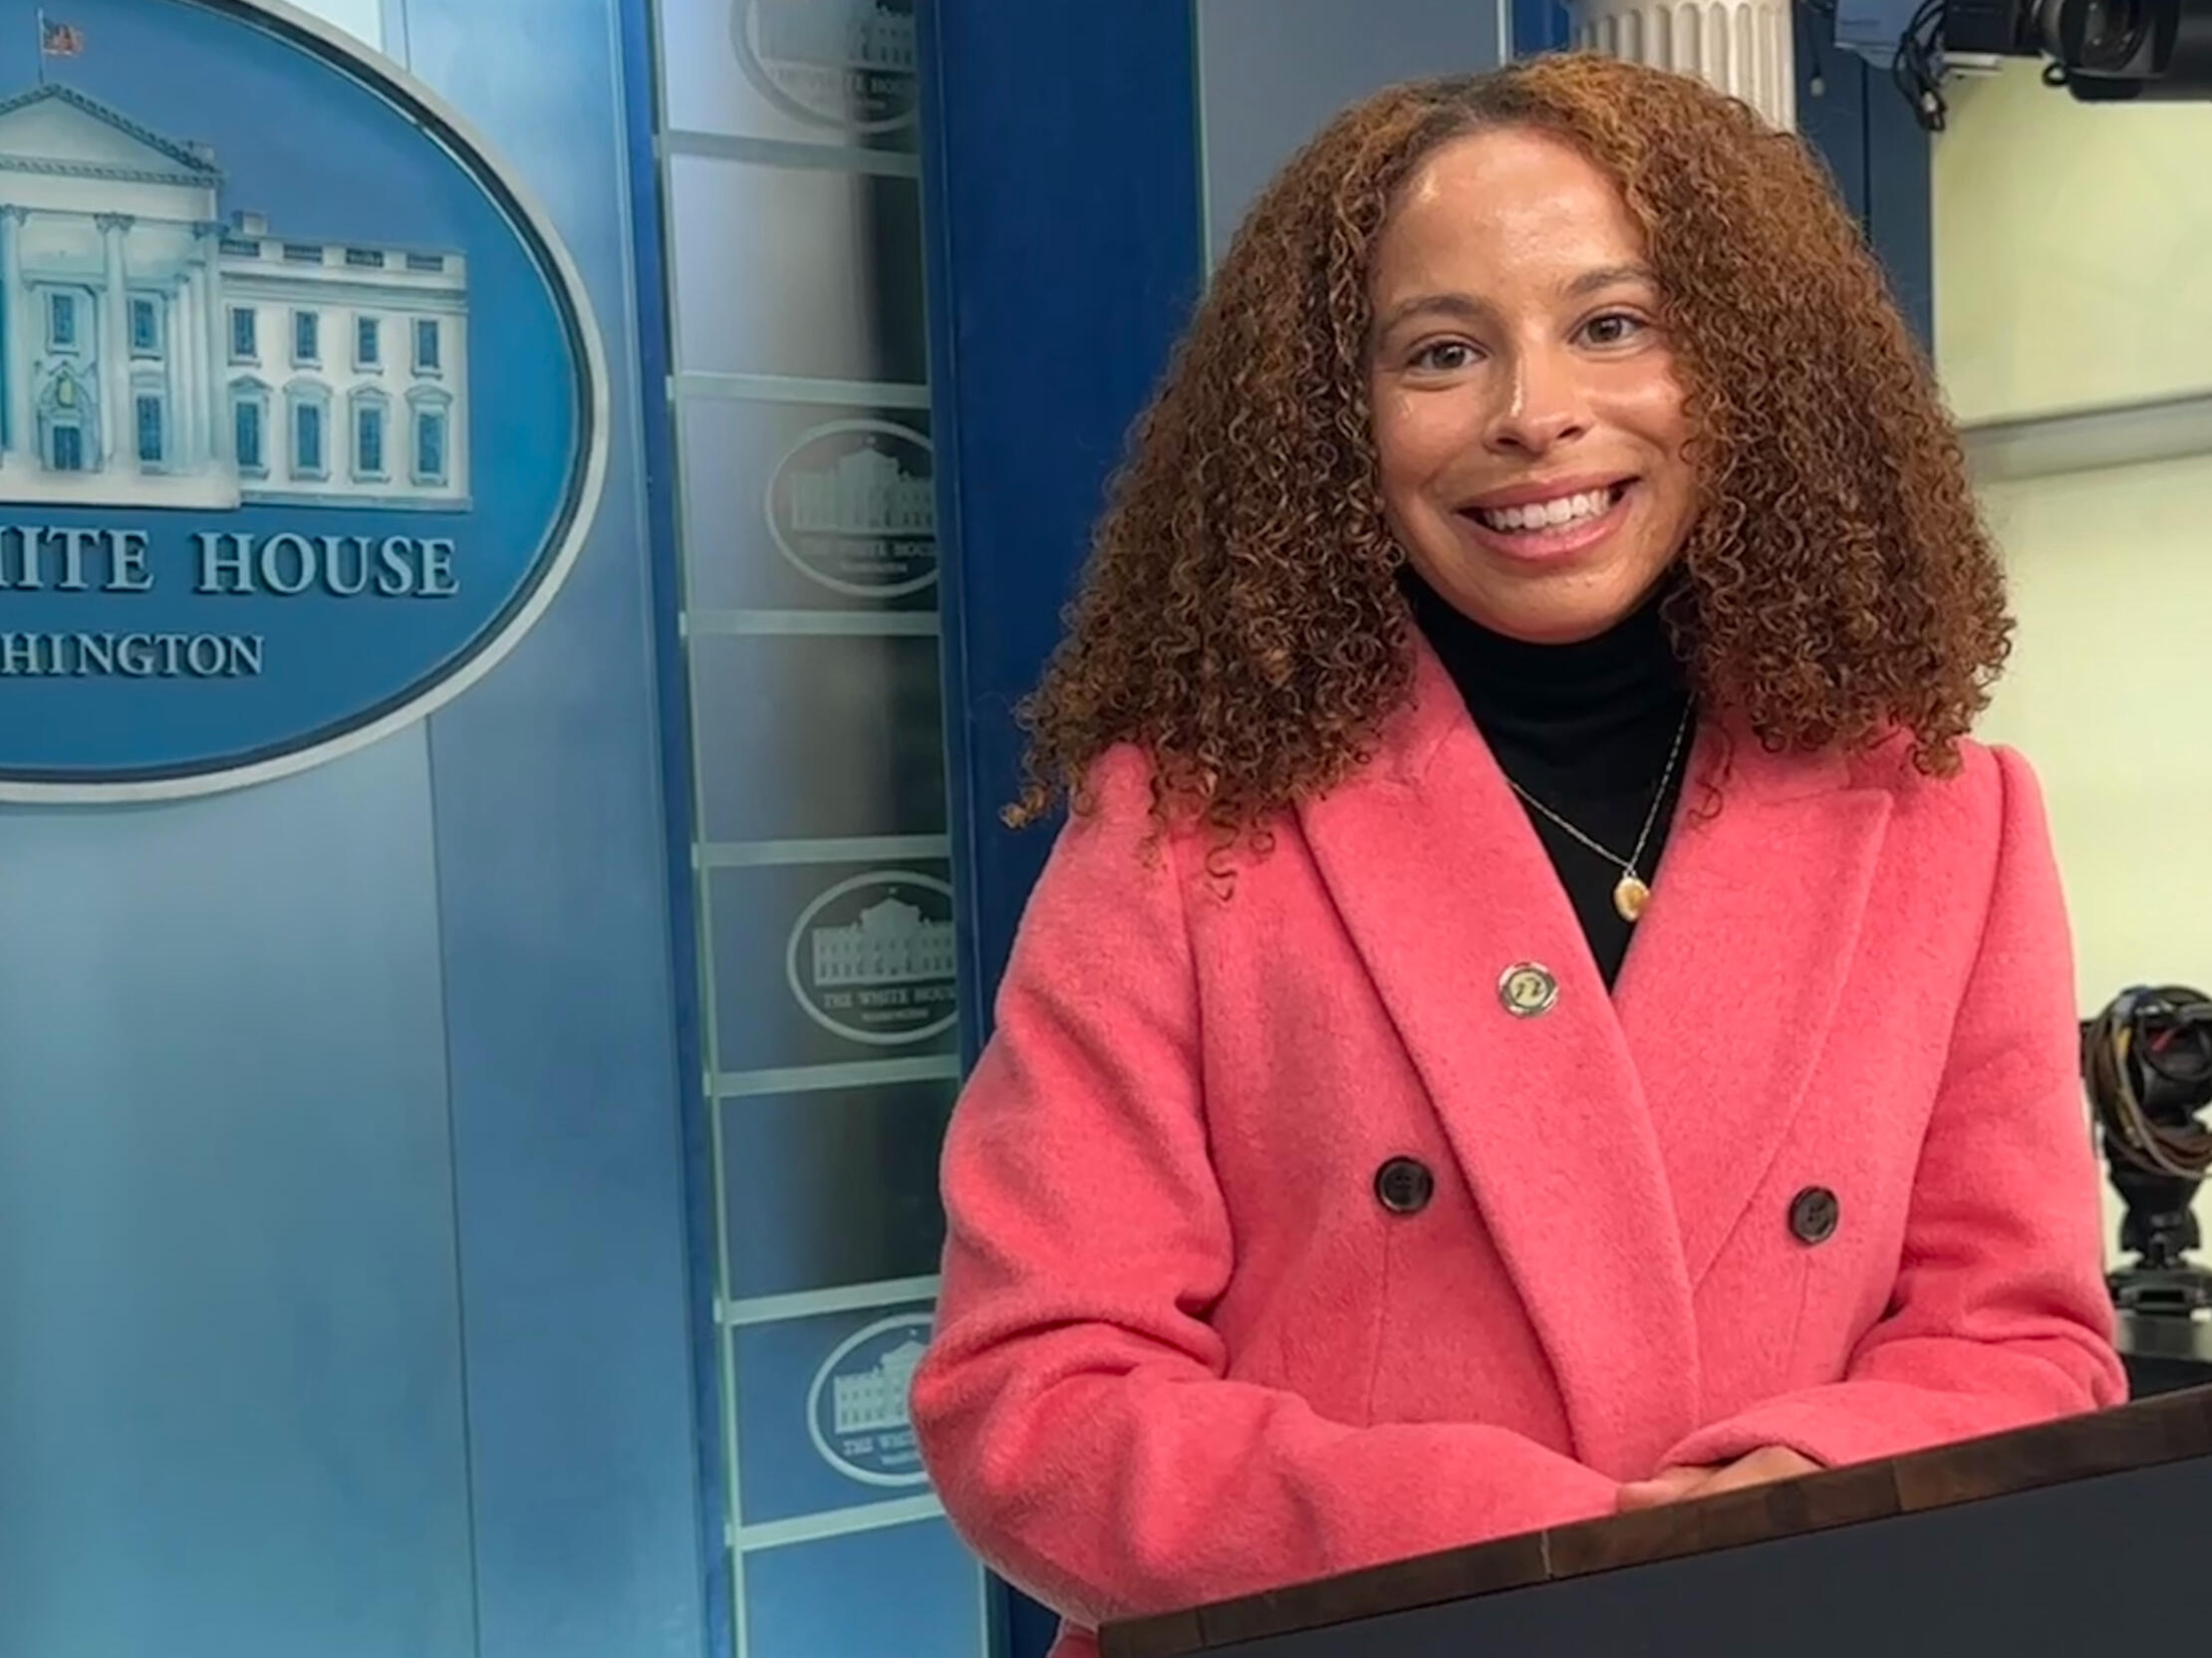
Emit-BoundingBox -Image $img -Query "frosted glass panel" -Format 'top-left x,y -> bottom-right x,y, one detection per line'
667,153 -> 928,383
660,0 -> 920,151
650,4 -> 976,1648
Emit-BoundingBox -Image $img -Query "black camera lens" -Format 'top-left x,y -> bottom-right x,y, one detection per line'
2075,0 -> 2150,68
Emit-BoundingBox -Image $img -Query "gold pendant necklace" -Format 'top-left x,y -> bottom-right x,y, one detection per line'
1612,871 -> 1652,924
1503,700 -> 1695,925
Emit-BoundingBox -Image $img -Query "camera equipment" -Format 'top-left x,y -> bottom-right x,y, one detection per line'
1950,0 -> 2212,96
2081,984 -> 2212,1317
1847,0 -> 2212,129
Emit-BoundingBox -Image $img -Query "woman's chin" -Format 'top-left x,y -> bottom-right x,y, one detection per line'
1421,563 -> 1671,646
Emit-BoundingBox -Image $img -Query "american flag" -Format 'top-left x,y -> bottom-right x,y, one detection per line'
39,14 -> 84,57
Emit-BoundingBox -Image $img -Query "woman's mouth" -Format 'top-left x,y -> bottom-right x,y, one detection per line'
1458,481 -> 1635,563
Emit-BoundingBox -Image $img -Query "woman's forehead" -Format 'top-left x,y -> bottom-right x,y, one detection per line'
1374,130 -> 1651,300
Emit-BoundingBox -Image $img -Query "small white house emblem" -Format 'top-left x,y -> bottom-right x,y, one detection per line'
733,0 -> 919,134
806,1311 -> 934,1487
786,870 -> 959,1047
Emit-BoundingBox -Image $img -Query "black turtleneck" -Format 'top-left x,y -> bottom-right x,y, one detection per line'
1406,575 -> 1694,988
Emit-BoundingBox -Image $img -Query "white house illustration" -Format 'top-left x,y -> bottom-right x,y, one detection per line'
0,82 -> 469,511
810,894 -> 956,987
785,440 -> 933,536
830,1336 -> 925,1437
755,1 -> 918,75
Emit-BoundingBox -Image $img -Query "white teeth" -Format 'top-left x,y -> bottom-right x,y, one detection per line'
1475,488 -> 1616,533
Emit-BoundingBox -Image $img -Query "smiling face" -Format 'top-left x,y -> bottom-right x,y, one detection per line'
1366,126 -> 1698,645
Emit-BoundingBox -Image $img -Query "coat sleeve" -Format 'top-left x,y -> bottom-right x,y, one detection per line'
1659,745 -> 2126,1475
911,748 -> 1620,1632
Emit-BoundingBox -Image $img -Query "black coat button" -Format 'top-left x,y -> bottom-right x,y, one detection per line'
1790,1186 -> 1840,1244
1374,1157 -> 1434,1216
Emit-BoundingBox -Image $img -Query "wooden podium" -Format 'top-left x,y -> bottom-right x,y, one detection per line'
1100,1384 -> 2212,1657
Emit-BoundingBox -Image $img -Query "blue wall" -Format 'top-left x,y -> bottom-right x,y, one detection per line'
921,0 -> 1208,1070
1797,3 -> 1935,348
0,4 -> 711,1655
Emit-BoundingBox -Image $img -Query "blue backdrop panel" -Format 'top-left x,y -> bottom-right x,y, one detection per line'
1858,49 -> 1933,349
1514,0 -> 1571,52
1798,10 -> 1871,217
918,5 -> 1204,1655
745,1517 -> 982,1657
0,0 -> 713,1653
1795,3 -> 1934,349
397,3 -> 711,1656
917,0 -> 1206,1074
0,734 -> 474,1658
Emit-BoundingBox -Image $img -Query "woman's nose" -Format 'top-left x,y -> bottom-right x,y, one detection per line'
1483,347 -> 1593,455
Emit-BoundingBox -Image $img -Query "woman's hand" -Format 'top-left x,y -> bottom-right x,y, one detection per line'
1615,1446 -> 1819,1512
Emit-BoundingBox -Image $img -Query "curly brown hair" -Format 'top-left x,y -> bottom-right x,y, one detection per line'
1007,52 -> 2008,837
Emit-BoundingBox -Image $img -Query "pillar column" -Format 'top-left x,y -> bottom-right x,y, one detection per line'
198,224 -> 229,466
96,211 -> 133,468
1566,0 -> 1796,132
2,206 -> 28,461
176,268 -> 202,465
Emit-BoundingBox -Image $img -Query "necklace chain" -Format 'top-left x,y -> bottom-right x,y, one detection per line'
1502,699 -> 1696,884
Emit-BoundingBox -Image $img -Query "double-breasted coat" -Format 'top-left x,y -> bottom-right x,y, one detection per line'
911,644 -> 2125,1657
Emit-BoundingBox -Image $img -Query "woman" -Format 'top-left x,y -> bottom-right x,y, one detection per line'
911,54 -> 2124,1656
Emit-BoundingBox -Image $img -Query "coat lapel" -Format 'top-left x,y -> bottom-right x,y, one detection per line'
1296,643 -> 1700,1478
1614,724 -> 1893,1285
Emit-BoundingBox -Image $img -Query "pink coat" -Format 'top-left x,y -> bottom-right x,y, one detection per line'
912,644 -> 2125,1658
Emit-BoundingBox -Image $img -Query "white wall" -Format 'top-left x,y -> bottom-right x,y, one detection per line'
1973,460 -> 2212,1003
1933,62 -> 2212,1263
1934,62 -> 2212,424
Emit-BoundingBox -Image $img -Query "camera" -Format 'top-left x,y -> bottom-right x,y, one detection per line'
1941,0 -> 2212,99
2081,986 -> 2212,1317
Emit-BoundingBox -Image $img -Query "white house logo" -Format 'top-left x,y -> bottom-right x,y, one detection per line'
0,3 -> 604,802
0,93 -> 470,514
806,1311 -> 933,1488
733,0 -> 918,134
786,870 -> 957,1047
766,417 -> 934,598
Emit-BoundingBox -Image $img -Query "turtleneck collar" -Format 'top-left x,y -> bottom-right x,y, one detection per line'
1403,569 -> 1691,753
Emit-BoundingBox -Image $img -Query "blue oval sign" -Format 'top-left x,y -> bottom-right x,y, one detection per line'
0,0 -> 605,802
806,1310 -> 933,1488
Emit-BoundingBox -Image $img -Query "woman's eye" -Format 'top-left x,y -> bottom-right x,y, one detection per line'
1411,340 -> 1477,373
1582,313 -> 1646,347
